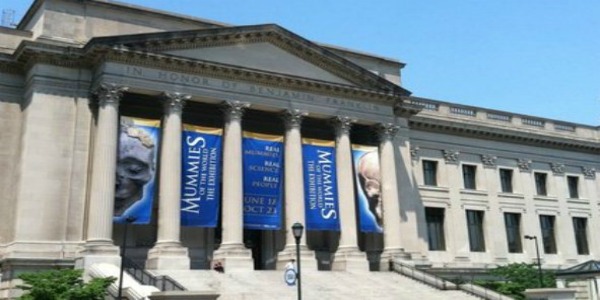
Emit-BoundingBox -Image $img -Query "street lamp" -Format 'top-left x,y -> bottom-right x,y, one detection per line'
292,222 -> 304,300
118,216 -> 137,299
525,235 -> 543,288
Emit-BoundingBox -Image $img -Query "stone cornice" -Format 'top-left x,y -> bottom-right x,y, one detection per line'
7,40 -> 401,104
0,60 -> 24,75
84,24 -> 410,96
409,117 -> 600,154
91,46 -> 398,103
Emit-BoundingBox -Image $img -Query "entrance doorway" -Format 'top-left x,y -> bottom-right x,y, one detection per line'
244,229 -> 279,270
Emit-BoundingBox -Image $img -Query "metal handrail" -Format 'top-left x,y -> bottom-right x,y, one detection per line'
390,260 -> 457,290
122,257 -> 186,291
458,283 -> 515,300
390,260 -> 515,300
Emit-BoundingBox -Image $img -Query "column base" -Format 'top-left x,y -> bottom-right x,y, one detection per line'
276,245 -> 317,271
146,242 -> 190,270
332,246 -> 369,272
380,248 -> 410,271
75,240 -> 121,270
212,243 -> 253,272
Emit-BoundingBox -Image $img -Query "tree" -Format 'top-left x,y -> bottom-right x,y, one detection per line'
476,263 -> 555,300
17,269 -> 116,300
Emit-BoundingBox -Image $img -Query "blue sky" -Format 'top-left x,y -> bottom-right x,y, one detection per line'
8,0 -> 599,125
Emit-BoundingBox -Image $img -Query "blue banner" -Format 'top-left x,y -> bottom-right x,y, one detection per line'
302,138 -> 340,231
352,145 -> 383,233
180,125 -> 223,227
243,132 -> 284,230
114,117 -> 160,224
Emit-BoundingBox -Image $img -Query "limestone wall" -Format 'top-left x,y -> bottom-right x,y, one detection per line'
19,0 -> 222,46
6,63 -> 92,259
0,71 -> 24,246
410,127 -> 600,268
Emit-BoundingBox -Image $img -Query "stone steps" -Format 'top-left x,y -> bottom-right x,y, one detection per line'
157,269 -> 483,300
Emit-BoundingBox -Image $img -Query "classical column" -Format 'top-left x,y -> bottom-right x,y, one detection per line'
79,83 -> 127,267
378,123 -> 407,266
212,100 -> 253,271
276,109 -> 316,270
147,92 -> 191,270
332,116 -> 368,271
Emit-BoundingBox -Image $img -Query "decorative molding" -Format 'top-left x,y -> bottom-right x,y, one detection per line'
550,163 -> 565,175
377,123 -> 399,142
0,61 -> 24,75
282,109 -> 308,130
93,83 -> 128,107
105,26 -> 408,95
410,145 -> 420,159
517,159 -> 532,172
100,50 -> 397,104
481,154 -> 497,168
443,150 -> 460,164
162,92 -> 190,114
408,119 -> 600,154
582,167 -> 596,179
333,115 -> 356,136
223,100 -> 250,122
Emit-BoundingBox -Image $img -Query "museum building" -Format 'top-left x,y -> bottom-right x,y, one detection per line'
0,0 -> 599,297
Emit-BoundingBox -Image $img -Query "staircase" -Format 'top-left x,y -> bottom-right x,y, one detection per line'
156,269 -> 485,300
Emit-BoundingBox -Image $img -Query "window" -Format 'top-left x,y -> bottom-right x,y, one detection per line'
466,210 -> 485,252
499,169 -> 513,193
504,213 -> 522,253
423,160 -> 438,186
567,176 -> 579,199
462,165 -> 477,190
535,173 -> 547,196
425,207 -> 446,251
539,215 -> 557,254
573,217 -> 589,255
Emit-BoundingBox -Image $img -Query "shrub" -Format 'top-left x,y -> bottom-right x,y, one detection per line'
17,269 -> 116,300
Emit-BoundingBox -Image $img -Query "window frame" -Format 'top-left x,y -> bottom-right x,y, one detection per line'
534,172 -> 548,196
499,168 -> 514,193
425,207 -> 446,251
504,213 -> 523,253
539,215 -> 557,254
573,217 -> 589,255
422,160 -> 438,186
462,164 -> 477,190
466,210 -> 486,252
567,176 -> 579,199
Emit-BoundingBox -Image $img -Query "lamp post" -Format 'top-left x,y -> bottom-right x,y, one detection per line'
118,216 -> 137,299
292,222 -> 304,300
525,235 -> 543,288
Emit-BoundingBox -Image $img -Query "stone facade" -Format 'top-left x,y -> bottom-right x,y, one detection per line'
0,0 -> 598,297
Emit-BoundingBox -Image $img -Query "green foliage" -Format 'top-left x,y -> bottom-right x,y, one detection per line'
475,263 -> 555,300
17,269 -> 116,300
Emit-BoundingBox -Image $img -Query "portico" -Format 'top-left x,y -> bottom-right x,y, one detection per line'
75,25 -> 411,272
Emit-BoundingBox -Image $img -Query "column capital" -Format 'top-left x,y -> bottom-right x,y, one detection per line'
333,115 -> 356,136
162,92 -> 190,114
223,101 -> 250,122
283,109 -> 308,130
93,83 -> 128,107
377,123 -> 399,142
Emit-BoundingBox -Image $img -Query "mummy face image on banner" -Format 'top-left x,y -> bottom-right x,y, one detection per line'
114,119 -> 156,217
357,151 -> 382,227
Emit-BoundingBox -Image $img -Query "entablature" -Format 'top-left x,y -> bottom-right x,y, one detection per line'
409,97 -> 600,154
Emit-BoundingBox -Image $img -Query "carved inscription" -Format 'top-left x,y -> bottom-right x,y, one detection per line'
124,66 -> 384,113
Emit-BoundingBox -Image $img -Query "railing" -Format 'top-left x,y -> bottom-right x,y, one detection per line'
390,260 -> 515,300
408,98 -> 595,138
122,257 -> 186,292
459,283 -> 515,300
450,106 -> 476,117
390,260 -> 457,290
